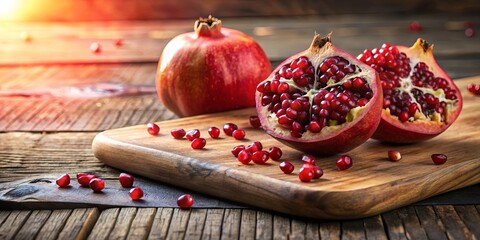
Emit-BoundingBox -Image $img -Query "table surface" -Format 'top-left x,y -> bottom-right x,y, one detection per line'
1,14 -> 480,239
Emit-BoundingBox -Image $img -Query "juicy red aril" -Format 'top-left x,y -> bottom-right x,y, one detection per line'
388,150 -> 402,161
409,21 -> 422,33
237,150 -> 252,164
301,154 -> 316,165
114,38 -> 123,47
336,155 -> 353,170
465,28 -> 475,38
147,123 -> 160,136
89,178 -> 105,192
171,129 -> 186,139
231,145 -> 246,157
251,151 -> 269,164
119,173 -> 134,187
268,147 -> 282,161
208,127 -> 220,138
78,174 -> 97,187
90,42 -> 101,53
223,123 -> 238,136
191,138 -> 206,149
130,187 -> 144,201
186,129 -> 200,141
279,161 -> 294,174
468,83 -> 480,96
431,154 -> 447,165
56,174 -> 70,187
232,129 -> 246,140
249,116 -> 261,128
246,141 -> 263,153
177,194 -> 194,209
298,165 -> 314,182
312,166 -> 324,179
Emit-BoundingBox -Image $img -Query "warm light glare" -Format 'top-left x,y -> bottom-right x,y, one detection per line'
0,0 -> 19,19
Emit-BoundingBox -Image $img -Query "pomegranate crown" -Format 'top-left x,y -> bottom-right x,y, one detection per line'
194,15 -> 222,37
308,32 -> 333,53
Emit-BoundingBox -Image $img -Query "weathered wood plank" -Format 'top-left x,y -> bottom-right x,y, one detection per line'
126,208 -> 157,240
382,210 -> 407,240
220,209 -> 241,240
15,210 -> 51,240
87,208 -> 120,240
454,205 -> 480,238
397,206 -> 428,240
414,206 -> 448,240
0,210 -> 31,240
273,215 -> 290,240
57,208 -> 99,240
363,215 -> 388,240
148,208 -> 174,239
184,209 -> 207,240
256,211 -> 273,239
319,222 -> 340,240
239,209 -> 256,239
201,209 -> 225,239
341,219 -> 366,240
0,211 -> 10,225
35,209 -> 72,240
291,219 -> 309,240
305,222 -> 319,239
166,208 -> 191,239
435,205 -> 474,240
108,208 -> 137,239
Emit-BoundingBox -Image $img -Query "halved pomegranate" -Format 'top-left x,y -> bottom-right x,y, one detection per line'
255,34 -> 382,155
358,39 -> 463,143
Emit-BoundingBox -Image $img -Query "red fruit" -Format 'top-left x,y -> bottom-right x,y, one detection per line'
237,150 -> 252,164
78,174 -> 97,187
336,155 -> 353,170
358,39 -> 463,143
232,129 -> 246,140
465,28 -> 475,38
186,129 -> 200,141
231,145 -> 246,157
312,166 -> 324,179
249,115 -> 261,128
89,178 -> 105,192
155,16 -> 271,117
246,141 -> 262,153
114,38 -> 123,47
119,173 -> 134,187
177,194 -> 194,209
251,151 -> 269,164
256,34 -> 382,155
279,161 -> 294,174
208,127 -> 220,138
301,154 -> 316,165
191,138 -> 206,149
299,165 -> 314,182
56,174 -> 70,187
431,154 -> 447,165
268,146 -> 283,161
90,42 -> 101,54
171,128 -> 186,139
467,83 -> 480,96
223,123 -> 238,136
388,150 -> 402,161
130,187 -> 144,201
147,123 -> 160,136
409,21 -> 422,33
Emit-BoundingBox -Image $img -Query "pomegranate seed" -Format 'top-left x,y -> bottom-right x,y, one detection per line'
279,161 -> 294,174
246,141 -> 263,153
90,42 -> 101,53
431,154 -> 447,165
249,116 -> 261,128
336,155 -> 353,170
268,147 -> 283,161
56,174 -> 70,188
130,187 -> 144,201
171,129 -> 186,139
147,123 -> 160,136
232,129 -> 246,140
465,28 -> 475,38
191,138 -> 206,149
237,150 -> 252,164
467,83 -> 480,96
312,166 -> 324,179
223,123 -> 238,136
208,127 -> 220,139
251,151 -> 269,164
464,21 -> 474,28
89,178 -> 105,192
299,165 -> 314,182
78,174 -> 97,187
114,38 -> 123,47
408,21 -> 422,33
186,129 -> 200,141
231,145 -> 246,157
119,173 -> 134,187
388,150 -> 402,161
301,154 -> 316,165
177,194 -> 194,209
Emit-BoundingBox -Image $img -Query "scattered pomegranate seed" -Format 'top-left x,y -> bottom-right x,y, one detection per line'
268,147 -> 283,161
114,38 -> 123,47
312,166 -> 324,179
90,42 -> 102,54
431,154 -> 447,165
78,174 -> 97,187
171,128 -> 186,139
388,150 -> 402,161
467,83 -> 480,96
251,151 -> 269,164
208,127 -> 220,138
130,187 -> 144,201
299,165 -> 314,182
249,115 -> 261,128
246,141 -> 262,153
336,155 -> 353,170
409,21 -> 422,33
56,174 -> 70,187
119,173 -> 134,187
147,123 -> 160,136
223,123 -> 238,136
465,28 -> 475,38
177,194 -> 194,209
464,20 -> 474,28
301,154 -> 316,165
279,161 -> 294,174
186,129 -> 200,141
191,138 -> 206,149
89,178 -> 105,192
237,150 -> 252,164
231,145 -> 246,157
232,129 -> 246,140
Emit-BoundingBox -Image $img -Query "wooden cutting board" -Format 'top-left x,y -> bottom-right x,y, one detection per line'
92,77 -> 480,219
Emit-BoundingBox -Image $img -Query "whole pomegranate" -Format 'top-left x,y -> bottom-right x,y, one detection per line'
156,16 -> 271,117
255,34 -> 382,156
358,39 -> 463,143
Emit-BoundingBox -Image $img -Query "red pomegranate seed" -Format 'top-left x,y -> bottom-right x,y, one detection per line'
186,129 -> 200,141
464,21 -> 474,28
388,150 -> 402,161
147,123 -> 160,136
231,145 -> 246,157
232,129 -> 246,140
431,154 -> 447,165
298,165 -> 314,182
336,155 -> 353,170
301,154 -> 316,165
171,129 -> 186,139
312,166 -> 324,179
249,115 -> 261,128
130,187 -> 144,201
89,178 -> 105,192
279,161 -> 294,174
56,174 -> 70,187
251,151 -> 269,164
78,174 -> 97,187
114,38 -> 123,47
409,21 -> 422,33
177,194 -> 194,209
119,173 -> 134,187
223,123 -> 238,136
465,28 -> 475,38
208,127 -> 220,138
90,42 -> 101,53
246,141 -> 262,153
467,83 -> 480,96
268,147 -> 283,161
237,150 -> 252,164
191,138 -> 206,149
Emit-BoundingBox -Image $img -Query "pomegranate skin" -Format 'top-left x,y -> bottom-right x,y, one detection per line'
156,16 -> 271,117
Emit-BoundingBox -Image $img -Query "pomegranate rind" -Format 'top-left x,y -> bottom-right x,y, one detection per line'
372,39 -> 463,143
255,34 -> 383,155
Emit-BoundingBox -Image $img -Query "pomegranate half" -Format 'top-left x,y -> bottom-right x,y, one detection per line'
358,39 -> 463,143
255,34 -> 382,156
156,16 -> 271,117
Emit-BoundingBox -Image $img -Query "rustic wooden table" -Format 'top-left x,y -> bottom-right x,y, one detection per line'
1,14 -> 480,239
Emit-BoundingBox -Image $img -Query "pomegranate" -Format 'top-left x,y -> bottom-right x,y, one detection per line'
177,194 -> 194,209
431,154 -> 447,165
119,173 -> 134,187
468,83 -> 480,96
388,150 -> 402,162
336,155 -> 353,170
191,138 -> 206,149
147,123 -> 160,136
232,129 -> 246,140
56,174 -> 70,188
155,16 -> 271,117
249,116 -> 261,128
358,39 -> 463,143
208,127 -> 220,139
256,34 -> 382,155
279,161 -> 294,174
130,187 -> 144,201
